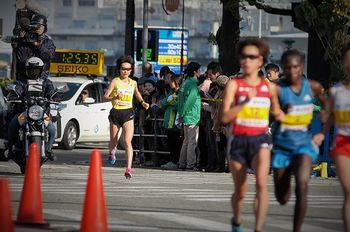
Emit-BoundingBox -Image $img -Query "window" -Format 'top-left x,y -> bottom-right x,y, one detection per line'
62,0 -> 72,6
72,20 -> 86,29
76,84 -> 99,105
51,82 -> 82,101
78,0 -> 94,6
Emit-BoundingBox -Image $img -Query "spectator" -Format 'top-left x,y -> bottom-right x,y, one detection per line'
211,75 -> 229,172
143,62 -> 153,78
198,72 -> 212,94
265,63 -> 280,82
160,66 -> 175,93
160,74 -> 183,170
201,61 -> 223,172
177,62 -> 201,171
142,79 -> 164,166
207,61 -> 222,82
160,66 -> 171,80
197,71 -> 210,169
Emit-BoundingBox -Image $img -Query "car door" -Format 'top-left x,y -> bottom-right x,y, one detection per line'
75,83 -> 109,141
95,82 -> 112,140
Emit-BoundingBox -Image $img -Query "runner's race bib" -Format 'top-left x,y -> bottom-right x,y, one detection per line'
236,97 -> 270,127
281,104 -> 313,130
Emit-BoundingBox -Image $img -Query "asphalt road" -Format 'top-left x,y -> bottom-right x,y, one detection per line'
0,146 -> 344,232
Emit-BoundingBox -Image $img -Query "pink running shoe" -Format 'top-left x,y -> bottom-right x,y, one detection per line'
124,168 -> 133,179
108,149 -> 116,165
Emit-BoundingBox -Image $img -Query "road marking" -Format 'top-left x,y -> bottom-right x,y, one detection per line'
126,211 -> 231,232
44,209 -> 165,231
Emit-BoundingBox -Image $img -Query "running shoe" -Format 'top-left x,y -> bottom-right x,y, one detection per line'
231,218 -> 243,232
124,167 -> 133,179
108,149 -> 116,165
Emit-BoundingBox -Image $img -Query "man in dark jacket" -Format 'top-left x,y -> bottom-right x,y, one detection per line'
8,57 -> 58,160
16,15 -> 56,81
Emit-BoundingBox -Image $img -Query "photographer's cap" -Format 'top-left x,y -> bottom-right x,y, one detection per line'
30,14 -> 47,27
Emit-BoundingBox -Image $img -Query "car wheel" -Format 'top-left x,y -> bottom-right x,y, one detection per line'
60,121 -> 78,150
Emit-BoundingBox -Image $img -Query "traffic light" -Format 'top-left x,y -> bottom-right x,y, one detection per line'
136,29 -> 158,62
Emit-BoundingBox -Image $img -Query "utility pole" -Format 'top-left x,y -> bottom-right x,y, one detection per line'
124,0 -> 135,57
142,0 -> 148,77
180,0 -> 184,74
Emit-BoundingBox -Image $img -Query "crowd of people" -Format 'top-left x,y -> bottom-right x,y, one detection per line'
104,38 -> 350,232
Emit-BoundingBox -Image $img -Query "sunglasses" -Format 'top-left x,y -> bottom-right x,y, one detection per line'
240,54 -> 261,60
82,91 -> 88,95
121,67 -> 132,71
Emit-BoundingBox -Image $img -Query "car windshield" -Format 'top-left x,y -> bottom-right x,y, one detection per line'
52,82 -> 82,101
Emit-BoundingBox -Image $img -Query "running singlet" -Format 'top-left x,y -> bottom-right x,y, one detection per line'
330,82 -> 350,136
231,78 -> 271,136
112,77 -> 135,110
278,77 -> 314,131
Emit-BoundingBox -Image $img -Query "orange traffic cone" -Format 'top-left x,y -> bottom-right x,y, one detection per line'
80,149 -> 108,232
16,143 -> 49,227
0,178 -> 15,232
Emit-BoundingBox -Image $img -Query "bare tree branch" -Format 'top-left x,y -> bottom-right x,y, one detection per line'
246,0 -> 293,16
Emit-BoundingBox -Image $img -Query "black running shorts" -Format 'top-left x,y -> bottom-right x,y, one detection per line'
229,133 -> 272,168
108,108 -> 134,127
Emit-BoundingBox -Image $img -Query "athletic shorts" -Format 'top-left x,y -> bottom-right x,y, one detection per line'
108,108 -> 134,127
330,135 -> 350,158
271,129 -> 319,169
272,142 -> 319,169
229,133 -> 272,168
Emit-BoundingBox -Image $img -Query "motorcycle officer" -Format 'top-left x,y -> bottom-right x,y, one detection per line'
16,14 -> 56,81
7,57 -> 58,161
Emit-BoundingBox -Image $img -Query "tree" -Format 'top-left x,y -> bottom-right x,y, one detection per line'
213,1 -> 240,75
212,0 -> 350,86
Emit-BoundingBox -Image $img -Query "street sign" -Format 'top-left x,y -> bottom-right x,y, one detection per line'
157,29 -> 188,66
50,49 -> 104,75
134,28 -> 188,75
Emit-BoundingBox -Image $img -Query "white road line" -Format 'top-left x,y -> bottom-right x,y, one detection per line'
126,211 -> 231,232
44,209 -> 164,231
266,216 -> 339,232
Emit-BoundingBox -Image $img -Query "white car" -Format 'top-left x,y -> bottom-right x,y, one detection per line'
49,76 -> 112,150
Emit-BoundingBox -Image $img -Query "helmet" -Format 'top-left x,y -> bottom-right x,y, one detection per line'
25,57 -> 44,79
30,14 -> 47,33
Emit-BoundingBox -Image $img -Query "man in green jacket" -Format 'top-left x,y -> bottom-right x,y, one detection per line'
177,62 -> 201,170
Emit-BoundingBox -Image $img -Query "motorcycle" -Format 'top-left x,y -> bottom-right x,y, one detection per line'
0,79 -> 62,173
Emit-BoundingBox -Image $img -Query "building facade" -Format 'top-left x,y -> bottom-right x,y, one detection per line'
1,0 -> 307,76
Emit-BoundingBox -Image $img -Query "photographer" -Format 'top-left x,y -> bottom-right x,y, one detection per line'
15,14 -> 56,81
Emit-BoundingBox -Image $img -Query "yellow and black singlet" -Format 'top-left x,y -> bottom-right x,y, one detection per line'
111,77 -> 135,110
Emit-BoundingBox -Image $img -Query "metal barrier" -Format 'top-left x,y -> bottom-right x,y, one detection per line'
133,109 -> 170,166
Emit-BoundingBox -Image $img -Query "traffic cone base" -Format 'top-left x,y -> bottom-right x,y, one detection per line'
0,178 -> 15,232
15,221 -> 50,228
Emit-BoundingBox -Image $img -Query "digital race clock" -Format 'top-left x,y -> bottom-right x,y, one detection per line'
50,49 -> 104,76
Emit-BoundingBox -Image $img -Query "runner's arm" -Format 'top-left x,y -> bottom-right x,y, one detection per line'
103,79 -> 117,102
309,80 -> 330,123
133,81 -> 149,109
313,89 -> 334,145
221,79 -> 246,124
269,82 -> 284,121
